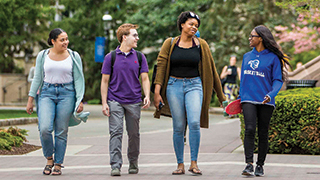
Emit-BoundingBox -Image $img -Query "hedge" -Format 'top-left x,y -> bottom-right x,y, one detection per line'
240,87 -> 320,155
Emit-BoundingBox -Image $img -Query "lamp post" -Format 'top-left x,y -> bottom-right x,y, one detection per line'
102,12 -> 112,53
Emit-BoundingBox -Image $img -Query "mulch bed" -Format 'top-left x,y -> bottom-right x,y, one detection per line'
0,143 -> 41,155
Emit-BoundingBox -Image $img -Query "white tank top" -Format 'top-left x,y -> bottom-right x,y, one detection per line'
44,55 -> 73,84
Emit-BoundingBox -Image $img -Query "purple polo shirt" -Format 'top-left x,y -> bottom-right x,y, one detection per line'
101,46 -> 149,104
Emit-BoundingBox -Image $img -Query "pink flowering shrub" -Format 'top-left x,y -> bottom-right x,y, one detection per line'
275,9 -> 320,54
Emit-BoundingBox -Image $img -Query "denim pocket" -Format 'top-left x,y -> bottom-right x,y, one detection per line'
191,77 -> 202,85
64,84 -> 75,91
167,77 -> 176,85
42,84 -> 49,91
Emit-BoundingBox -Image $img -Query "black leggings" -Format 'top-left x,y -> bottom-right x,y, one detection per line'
242,103 -> 274,165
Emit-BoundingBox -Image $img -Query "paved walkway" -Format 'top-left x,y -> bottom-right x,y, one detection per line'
0,105 -> 320,179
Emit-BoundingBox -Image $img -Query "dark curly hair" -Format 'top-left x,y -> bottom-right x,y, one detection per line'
47,28 -> 65,46
177,11 -> 201,32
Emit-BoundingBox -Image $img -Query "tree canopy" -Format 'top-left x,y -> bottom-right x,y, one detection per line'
1,0 -> 309,101
276,0 -> 320,13
126,0 -> 296,73
0,0 -> 52,73
51,0 -> 134,100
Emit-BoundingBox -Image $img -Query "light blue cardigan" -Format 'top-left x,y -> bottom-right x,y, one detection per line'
28,48 -> 89,126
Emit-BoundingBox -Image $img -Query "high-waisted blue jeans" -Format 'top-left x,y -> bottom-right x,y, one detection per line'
38,82 -> 75,164
166,76 -> 203,164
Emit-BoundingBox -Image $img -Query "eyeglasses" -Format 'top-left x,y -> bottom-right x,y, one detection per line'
249,35 -> 260,38
189,12 -> 200,20
130,33 -> 139,39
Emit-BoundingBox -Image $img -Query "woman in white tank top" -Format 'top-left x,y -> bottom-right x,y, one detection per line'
26,28 -> 86,175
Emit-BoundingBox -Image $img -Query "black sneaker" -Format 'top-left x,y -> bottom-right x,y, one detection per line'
128,162 -> 139,174
255,165 -> 264,176
242,163 -> 254,176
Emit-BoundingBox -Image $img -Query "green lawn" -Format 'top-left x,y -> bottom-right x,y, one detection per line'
0,110 -> 37,119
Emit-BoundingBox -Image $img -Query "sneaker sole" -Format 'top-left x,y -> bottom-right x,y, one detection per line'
255,173 -> 264,177
128,170 -> 139,174
242,172 -> 254,176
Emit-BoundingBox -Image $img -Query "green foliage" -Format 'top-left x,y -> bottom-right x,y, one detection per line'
0,127 -> 28,150
126,0 -> 213,66
289,48 -> 320,70
87,99 -> 101,104
126,0 -> 296,75
275,0 -> 320,13
202,0 -> 296,73
0,0 -> 53,73
240,87 -> 320,154
52,0 -> 133,101
1,0 -> 299,102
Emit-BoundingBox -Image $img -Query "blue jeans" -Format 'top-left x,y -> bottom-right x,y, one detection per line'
38,82 -> 75,164
166,76 -> 203,164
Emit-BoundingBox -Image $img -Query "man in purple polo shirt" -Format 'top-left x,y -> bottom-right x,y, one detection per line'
100,23 -> 150,176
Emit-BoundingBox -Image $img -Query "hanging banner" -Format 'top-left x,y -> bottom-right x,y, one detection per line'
95,37 -> 105,63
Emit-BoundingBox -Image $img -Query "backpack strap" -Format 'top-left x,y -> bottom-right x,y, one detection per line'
136,51 -> 142,76
110,50 -> 117,78
110,50 -> 143,78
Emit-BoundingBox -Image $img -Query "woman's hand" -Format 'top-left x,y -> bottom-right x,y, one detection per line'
76,102 -> 84,113
26,102 -> 34,115
154,93 -> 164,111
262,95 -> 271,104
26,96 -> 34,115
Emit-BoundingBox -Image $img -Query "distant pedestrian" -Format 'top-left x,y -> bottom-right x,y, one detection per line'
220,55 -> 241,102
26,28 -> 89,175
153,11 -> 226,175
100,23 -> 150,176
239,25 -> 290,177
27,61 -> 36,83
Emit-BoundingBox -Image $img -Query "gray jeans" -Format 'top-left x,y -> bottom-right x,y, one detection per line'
108,100 -> 141,169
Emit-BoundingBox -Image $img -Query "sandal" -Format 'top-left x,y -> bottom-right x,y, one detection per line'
51,164 -> 64,175
172,168 -> 185,175
188,167 -> 202,175
43,157 -> 54,175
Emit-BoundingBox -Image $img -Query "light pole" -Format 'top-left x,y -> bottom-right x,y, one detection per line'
102,12 -> 112,53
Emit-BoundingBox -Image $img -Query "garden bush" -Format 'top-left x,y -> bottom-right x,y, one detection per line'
0,127 -> 28,150
240,87 -> 320,155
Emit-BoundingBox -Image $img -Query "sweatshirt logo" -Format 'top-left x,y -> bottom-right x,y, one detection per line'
248,60 -> 259,70
244,59 -> 265,78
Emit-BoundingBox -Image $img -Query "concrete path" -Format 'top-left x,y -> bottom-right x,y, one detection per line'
0,105 -> 320,179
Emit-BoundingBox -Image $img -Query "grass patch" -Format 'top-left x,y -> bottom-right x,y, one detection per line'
0,110 -> 37,119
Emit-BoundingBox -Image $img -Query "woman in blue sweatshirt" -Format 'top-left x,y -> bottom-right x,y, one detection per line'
239,25 -> 290,177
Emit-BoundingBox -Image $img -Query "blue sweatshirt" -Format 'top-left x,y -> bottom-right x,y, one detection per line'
239,48 -> 283,106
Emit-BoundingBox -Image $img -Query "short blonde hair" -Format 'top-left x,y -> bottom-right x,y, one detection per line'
116,23 -> 139,43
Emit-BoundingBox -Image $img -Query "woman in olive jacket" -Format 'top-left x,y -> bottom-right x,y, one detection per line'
153,11 -> 225,175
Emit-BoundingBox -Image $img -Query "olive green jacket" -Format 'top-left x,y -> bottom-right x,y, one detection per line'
153,37 -> 226,128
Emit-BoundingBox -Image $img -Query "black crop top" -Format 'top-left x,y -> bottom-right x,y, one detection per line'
225,66 -> 238,84
170,41 -> 201,78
